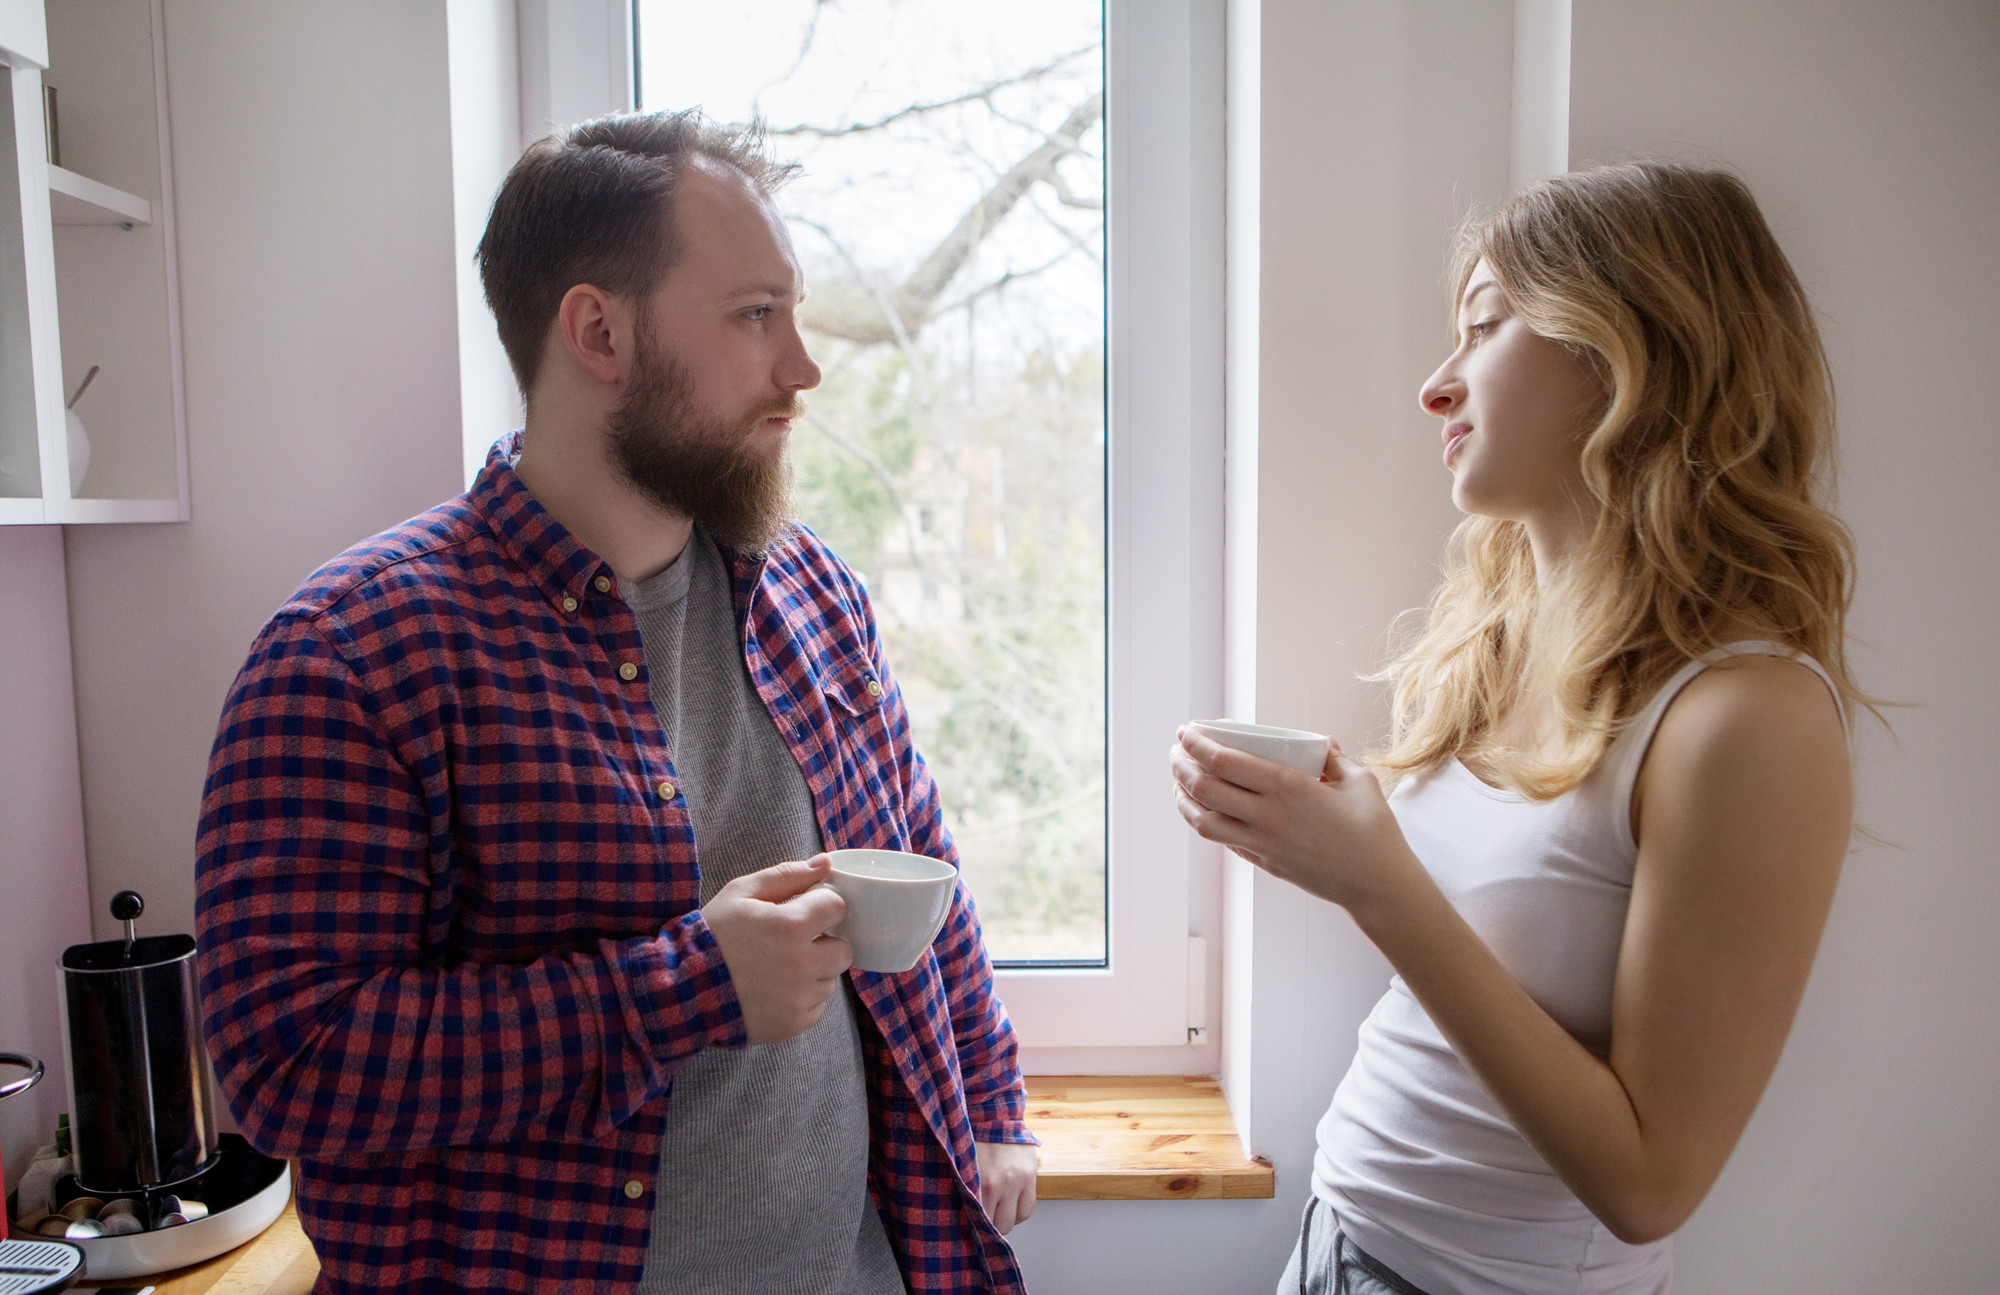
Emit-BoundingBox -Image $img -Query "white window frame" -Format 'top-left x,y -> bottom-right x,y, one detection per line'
994,0 -> 1224,1049
479,0 -> 1225,1053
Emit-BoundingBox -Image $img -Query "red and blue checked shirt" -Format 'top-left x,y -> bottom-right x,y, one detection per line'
196,434 -> 1035,1294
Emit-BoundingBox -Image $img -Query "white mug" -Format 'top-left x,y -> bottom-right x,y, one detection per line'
1185,719 -> 1329,776
818,849 -> 958,974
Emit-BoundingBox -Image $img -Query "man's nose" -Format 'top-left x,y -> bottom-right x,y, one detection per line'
780,321 -> 822,392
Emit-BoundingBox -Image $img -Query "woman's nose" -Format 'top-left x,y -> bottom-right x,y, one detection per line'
1418,364 -> 1458,417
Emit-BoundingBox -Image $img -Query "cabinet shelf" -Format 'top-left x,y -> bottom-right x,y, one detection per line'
49,164 -> 150,228
0,0 -> 188,525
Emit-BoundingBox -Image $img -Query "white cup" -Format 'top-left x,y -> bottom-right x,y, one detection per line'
1185,719 -> 1329,776
819,849 -> 959,974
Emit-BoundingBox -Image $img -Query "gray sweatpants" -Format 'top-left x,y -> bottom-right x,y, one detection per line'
1276,1197 -> 1435,1295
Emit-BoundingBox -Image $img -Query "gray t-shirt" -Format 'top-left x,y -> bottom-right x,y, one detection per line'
629,528 -> 904,1295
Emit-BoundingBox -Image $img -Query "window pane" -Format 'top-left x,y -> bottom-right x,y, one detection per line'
637,0 -> 1107,964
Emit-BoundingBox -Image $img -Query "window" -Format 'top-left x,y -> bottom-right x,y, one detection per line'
624,0 -> 1221,1046
638,0 -> 1109,970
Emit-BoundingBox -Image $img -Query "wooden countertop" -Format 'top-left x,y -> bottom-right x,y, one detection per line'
76,1200 -> 316,1294
73,1074 -> 1266,1289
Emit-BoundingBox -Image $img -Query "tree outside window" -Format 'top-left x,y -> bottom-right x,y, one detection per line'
638,0 -> 1107,963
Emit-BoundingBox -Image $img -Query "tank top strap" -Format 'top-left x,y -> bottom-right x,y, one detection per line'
1596,640 -> 1843,860
1700,640 -> 1847,727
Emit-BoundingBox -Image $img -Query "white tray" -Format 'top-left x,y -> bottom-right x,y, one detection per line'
67,1163 -> 290,1282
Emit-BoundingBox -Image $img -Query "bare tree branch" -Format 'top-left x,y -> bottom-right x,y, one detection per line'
1045,165 -> 1102,211
803,410 -> 929,576
764,44 -> 1098,138
894,92 -> 1101,314
794,216 -> 929,352
1027,192 -> 1105,269
932,245 -> 1082,319
800,91 -> 1104,345
751,0 -> 832,115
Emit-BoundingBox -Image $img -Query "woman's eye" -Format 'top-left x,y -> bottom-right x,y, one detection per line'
745,306 -> 772,322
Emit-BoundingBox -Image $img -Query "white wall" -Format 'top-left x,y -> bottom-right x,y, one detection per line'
1569,3 -> 2000,1289
62,0 -> 464,953
0,525 -> 93,1201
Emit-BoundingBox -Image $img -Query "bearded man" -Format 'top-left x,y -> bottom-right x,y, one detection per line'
195,110 -> 1037,1295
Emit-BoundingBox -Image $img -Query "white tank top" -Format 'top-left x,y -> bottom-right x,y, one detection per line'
1312,643 -> 1843,1295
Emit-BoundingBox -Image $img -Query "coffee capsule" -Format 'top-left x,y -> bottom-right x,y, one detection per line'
58,1218 -> 104,1239
59,1197 -> 104,1221
178,1199 -> 210,1221
99,1197 -> 141,1219
36,1216 -> 72,1237
101,1211 -> 145,1235
157,1212 -> 190,1228
12,1208 -> 51,1231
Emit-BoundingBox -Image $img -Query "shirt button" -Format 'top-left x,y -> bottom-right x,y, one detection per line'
865,679 -> 884,699
657,781 -> 676,801
595,575 -> 613,593
561,596 -> 578,613
624,1180 -> 645,1200
619,662 -> 639,681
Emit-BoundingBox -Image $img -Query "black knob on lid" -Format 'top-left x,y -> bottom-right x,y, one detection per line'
111,890 -> 144,921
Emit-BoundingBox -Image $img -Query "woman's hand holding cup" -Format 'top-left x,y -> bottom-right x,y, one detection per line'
1171,720 -> 1420,913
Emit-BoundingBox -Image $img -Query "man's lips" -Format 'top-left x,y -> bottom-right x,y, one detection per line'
1442,422 -> 1471,466
753,404 -> 805,432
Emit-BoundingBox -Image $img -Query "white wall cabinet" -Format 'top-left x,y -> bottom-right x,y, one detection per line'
0,0 -> 187,524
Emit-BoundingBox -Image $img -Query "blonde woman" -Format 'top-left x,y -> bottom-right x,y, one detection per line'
1171,161 -> 1870,1295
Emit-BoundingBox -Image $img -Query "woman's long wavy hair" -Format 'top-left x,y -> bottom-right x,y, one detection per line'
1371,160 -> 1874,799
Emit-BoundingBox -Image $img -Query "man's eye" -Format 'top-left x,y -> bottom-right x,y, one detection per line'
745,306 -> 773,322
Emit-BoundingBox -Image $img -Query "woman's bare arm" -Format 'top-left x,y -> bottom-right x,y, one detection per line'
1170,655 -> 1850,1243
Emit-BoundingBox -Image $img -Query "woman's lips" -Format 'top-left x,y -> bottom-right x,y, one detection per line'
1442,423 -> 1471,466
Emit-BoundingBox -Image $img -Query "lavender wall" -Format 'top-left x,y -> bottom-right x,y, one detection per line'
1569,3 -> 2000,1288
62,0 -> 464,953
0,526 -> 93,1201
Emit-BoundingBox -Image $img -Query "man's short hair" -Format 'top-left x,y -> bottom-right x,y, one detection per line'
476,109 -> 798,395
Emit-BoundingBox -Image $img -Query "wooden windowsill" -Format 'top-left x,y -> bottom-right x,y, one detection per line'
1025,1075 -> 1275,1201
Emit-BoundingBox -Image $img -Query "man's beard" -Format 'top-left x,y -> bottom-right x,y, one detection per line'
605,334 -> 800,555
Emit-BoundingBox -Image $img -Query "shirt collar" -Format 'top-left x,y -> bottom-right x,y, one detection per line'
471,430 -> 782,613
469,430 -> 617,613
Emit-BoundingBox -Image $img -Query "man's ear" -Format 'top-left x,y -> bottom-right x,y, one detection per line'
553,283 -> 632,388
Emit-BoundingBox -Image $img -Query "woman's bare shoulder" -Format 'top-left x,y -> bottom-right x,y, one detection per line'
1674,650 -> 1843,740
1632,650 -> 1849,844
